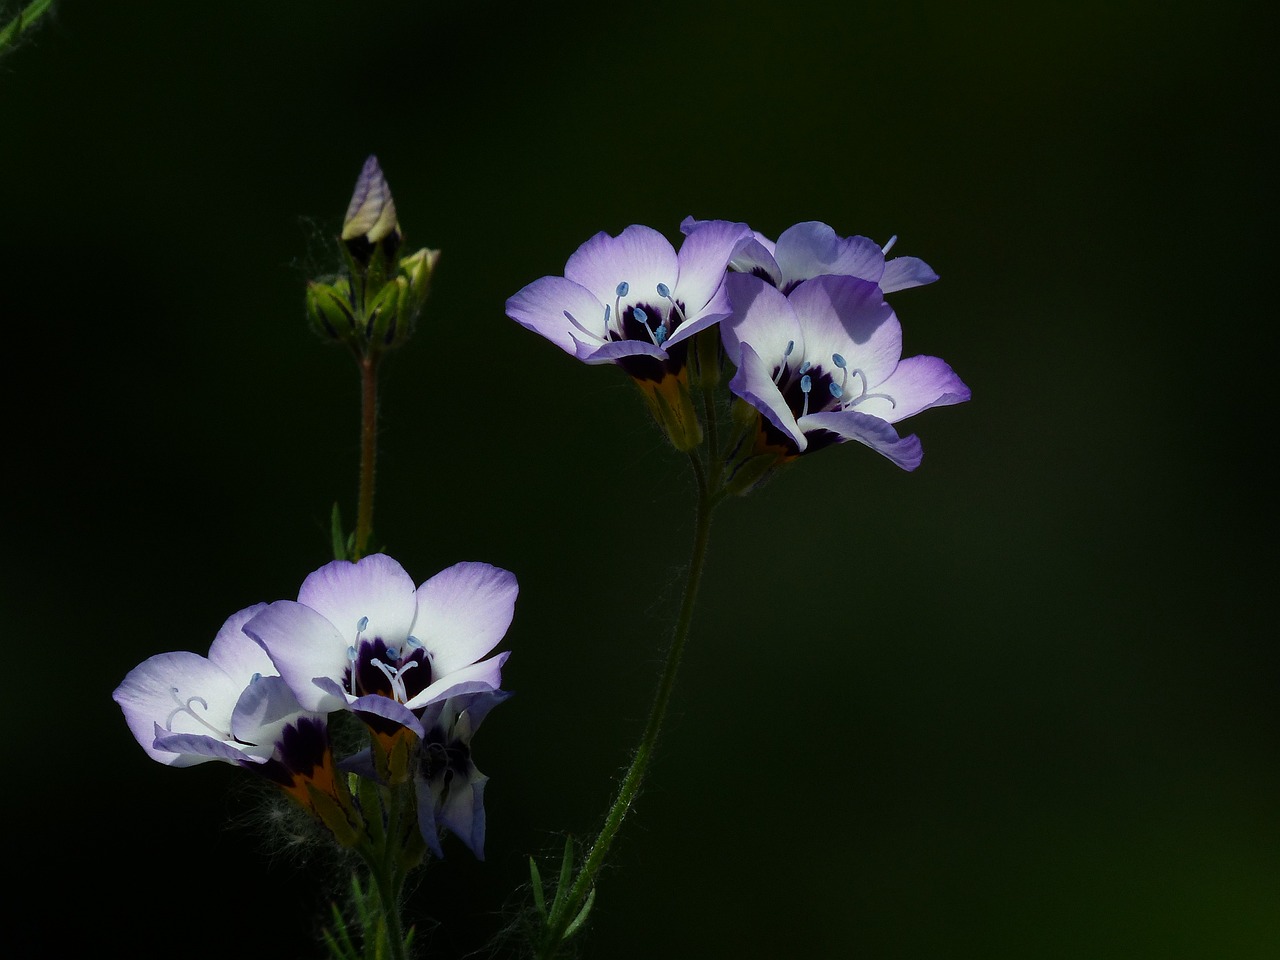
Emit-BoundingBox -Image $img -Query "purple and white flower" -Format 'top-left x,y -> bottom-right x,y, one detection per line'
723,272 -> 970,471
243,554 -> 517,739
505,219 -> 752,383
415,690 -> 510,860
681,217 -> 938,296
113,604 -> 325,769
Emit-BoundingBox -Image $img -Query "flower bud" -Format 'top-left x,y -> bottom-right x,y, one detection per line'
364,275 -> 411,353
306,280 -> 359,347
342,155 -> 402,267
399,246 -> 440,302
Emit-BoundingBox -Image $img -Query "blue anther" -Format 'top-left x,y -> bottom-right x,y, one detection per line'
655,324 -> 668,344
832,353 -> 846,368
830,382 -> 844,399
357,616 -> 369,632
250,672 -> 262,684
799,360 -> 811,374
385,646 -> 399,661
801,374 -> 812,393
346,645 -> 357,661
634,307 -> 648,324
603,305 -> 611,324
616,281 -> 629,297
407,636 -> 423,649
784,340 -> 795,357
656,282 -> 671,298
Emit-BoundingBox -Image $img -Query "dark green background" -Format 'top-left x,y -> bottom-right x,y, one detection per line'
3,1 -> 1275,957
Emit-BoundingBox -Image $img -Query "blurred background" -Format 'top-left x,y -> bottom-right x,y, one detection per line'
2,1 -> 1275,957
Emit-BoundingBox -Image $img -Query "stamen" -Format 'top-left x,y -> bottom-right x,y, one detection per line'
775,340 -> 796,384
798,360 -> 811,375
655,324 -> 668,345
832,353 -> 849,393
347,645 -> 358,696
385,646 -> 400,661
357,616 -> 369,633
829,382 -> 844,399
564,309 -> 608,344
250,672 -> 262,684
881,234 -> 898,254
657,283 -> 688,331
800,374 -> 812,418
614,281 -> 629,335
634,306 -> 661,345
407,636 -> 423,649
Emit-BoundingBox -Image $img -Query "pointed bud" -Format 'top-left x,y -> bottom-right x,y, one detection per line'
342,156 -> 402,269
342,155 -> 400,244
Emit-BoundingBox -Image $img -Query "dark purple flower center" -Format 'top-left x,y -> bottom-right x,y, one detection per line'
343,635 -> 434,705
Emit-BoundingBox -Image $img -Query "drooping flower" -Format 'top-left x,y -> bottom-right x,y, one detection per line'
722,272 -> 969,472
415,690 -> 510,860
243,555 -> 516,747
681,217 -> 938,295
112,606 -> 360,841
505,219 -> 752,448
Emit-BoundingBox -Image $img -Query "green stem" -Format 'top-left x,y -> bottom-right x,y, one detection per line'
540,453 -> 717,956
0,0 -> 54,52
353,355 -> 379,561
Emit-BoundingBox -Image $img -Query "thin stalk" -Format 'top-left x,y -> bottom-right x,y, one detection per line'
353,355 -> 379,561
0,0 -> 54,52
540,453 -> 717,955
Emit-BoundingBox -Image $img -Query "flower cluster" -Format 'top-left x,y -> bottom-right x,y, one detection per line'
507,217 -> 970,475
113,553 -> 517,860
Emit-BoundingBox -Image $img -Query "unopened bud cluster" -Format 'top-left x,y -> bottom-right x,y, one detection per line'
307,155 -> 439,358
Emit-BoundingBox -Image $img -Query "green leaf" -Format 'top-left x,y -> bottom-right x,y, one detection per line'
564,886 -> 596,940
529,856 -> 547,919
548,835 -> 575,923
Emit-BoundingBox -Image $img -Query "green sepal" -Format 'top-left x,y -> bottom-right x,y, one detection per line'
690,327 -> 723,390
356,774 -> 385,848
307,781 -> 364,848
722,451 -> 784,498
638,376 -> 703,452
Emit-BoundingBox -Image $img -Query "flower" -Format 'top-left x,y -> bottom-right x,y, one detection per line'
681,217 -> 938,295
722,272 -> 970,471
114,604 -> 317,767
505,219 -> 752,448
112,606 -> 359,840
415,690 -> 510,860
243,554 -> 516,742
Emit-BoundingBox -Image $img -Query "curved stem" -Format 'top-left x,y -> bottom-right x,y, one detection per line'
353,355 -> 379,561
540,453 -> 717,955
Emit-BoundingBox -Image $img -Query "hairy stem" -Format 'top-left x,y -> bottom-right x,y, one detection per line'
353,355 -> 379,561
540,453 -> 717,955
